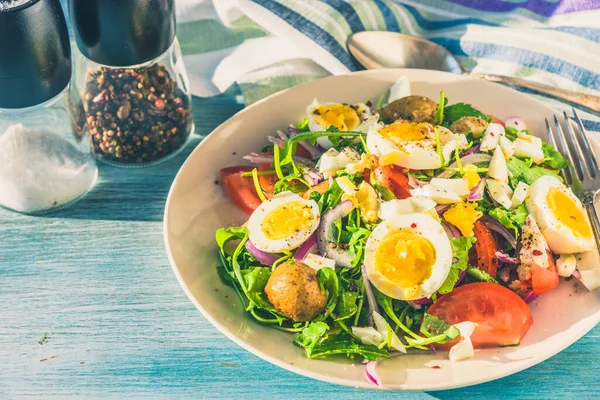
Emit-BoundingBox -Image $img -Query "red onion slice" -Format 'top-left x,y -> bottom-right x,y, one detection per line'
243,152 -> 314,167
504,116 -> 526,131
361,264 -> 380,326
523,291 -> 536,304
408,175 -> 428,188
317,200 -> 356,268
572,269 -> 582,280
245,240 -> 279,266
287,126 -> 325,160
467,178 -> 486,201
462,144 -> 481,156
365,360 -> 382,387
294,233 -> 318,262
436,204 -> 450,215
495,250 -> 518,264
267,136 -> 285,148
436,154 -> 492,179
442,222 -> 461,239
455,269 -> 467,287
499,266 -> 511,282
479,215 -> 517,249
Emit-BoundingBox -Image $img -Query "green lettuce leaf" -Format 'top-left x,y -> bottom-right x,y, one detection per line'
541,141 -> 568,169
489,204 -> 527,237
466,267 -> 499,284
308,333 -> 390,361
318,268 -> 340,319
419,313 -> 460,343
507,156 -> 561,185
444,103 -> 492,125
438,236 -> 477,294
294,321 -> 329,355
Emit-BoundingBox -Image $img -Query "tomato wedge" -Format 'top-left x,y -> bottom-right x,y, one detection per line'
473,220 -> 499,278
531,251 -> 559,295
374,165 -> 412,199
429,282 -> 533,348
220,166 -> 262,215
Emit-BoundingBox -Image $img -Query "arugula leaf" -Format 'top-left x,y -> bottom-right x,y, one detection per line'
273,175 -> 309,194
504,126 -> 518,141
317,180 -> 344,213
296,118 -> 310,131
444,103 -> 492,125
507,156 -> 561,185
318,268 -> 340,319
541,141 -> 568,169
419,313 -> 460,343
334,291 -> 359,321
242,267 -> 274,309
345,226 -> 371,267
433,91 -> 447,125
308,333 -> 390,361
489,204 -> 527,237
374,288 -> 422,340
466,267 -> 499,284
438,236 -> 477,294
294,321 -> 329,355
216,227 -> 248,252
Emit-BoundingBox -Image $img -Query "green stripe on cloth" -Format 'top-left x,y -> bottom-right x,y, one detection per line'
238,74 -> 329,105
177,19 -> 268,55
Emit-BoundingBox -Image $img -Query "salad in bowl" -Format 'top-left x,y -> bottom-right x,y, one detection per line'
214,78 -> 599,384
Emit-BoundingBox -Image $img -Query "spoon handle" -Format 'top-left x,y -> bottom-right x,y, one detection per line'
469,73 -> 600,114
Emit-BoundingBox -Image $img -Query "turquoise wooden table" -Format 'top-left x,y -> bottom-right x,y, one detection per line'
1,90 -> 599,399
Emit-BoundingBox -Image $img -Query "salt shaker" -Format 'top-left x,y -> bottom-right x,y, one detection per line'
69,0 -> 194,166
0,0 -> 97,214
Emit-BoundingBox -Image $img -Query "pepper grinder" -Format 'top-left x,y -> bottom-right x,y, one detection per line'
68,0 -> 194,167
0,0 -> 97,214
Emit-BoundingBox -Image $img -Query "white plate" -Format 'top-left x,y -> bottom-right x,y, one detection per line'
164,69 -> 600,391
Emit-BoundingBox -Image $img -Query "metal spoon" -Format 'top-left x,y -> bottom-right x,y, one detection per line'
348,31 -> 600,114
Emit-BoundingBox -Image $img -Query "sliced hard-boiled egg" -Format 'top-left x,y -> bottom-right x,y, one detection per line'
556,254 -> 577,277
510,181 -> 529,209
319,147 -> 360,178
411,177 -> 470,205
379,196 -> 437,220
449,321 -> 478,362
513,132 -> 544,164
248,191 -> 320,253
364,213 -> 453,300
487,146 -> 508,183
525,175 -> 594,254
518,215 -> 549,280
443,202 -> 482,237
480,123 -> 504,152
579,269 -> 600,291
486,179 -> 513,209
342,181 -> 379,223
367,121 -> 466,170
499,135 -> 515,159
304,253 -> 335,271
387,76 -> 411,103
306,99 -> 374,148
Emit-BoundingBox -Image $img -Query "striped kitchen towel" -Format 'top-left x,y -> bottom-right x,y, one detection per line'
177,0 -> 600,131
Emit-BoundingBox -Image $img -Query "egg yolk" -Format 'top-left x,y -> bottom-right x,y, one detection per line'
261,201 -> 314,240
379,121 -> 434,147
546,187 -> 592,238
374,230 -> 436,290
463,164 -> 480,190
443,202 -> 482,237
313,104 -> 360,131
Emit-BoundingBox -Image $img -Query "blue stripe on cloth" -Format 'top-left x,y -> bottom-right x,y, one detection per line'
431,38 -> 600,92
445,0 -> 600,17
547,26 -> 600,43
373,0 -> 400,32
320,0 -> 365,32
583,119 -> 600,132
403,4 -> 499,30
252,0 -> 358,71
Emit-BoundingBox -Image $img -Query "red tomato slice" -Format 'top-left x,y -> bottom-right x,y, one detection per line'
428,282 -> 533,348
374,165 -> 412,199
220,166 -> 262,215
491,116 -> 505,126
473,220 -> 499,278
258,163 -> 278,196
531,252 -> 559,295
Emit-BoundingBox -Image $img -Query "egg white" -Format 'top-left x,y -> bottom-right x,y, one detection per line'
525,175 -> 594,254
364,213 -> 453,300
248,191 -> 320,253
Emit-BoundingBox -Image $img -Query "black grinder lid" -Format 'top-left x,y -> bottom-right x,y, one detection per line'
70,0 -> 176,67
0,0 -> 72,109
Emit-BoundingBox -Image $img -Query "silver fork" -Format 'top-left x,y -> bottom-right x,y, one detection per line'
545,108 -> 600,249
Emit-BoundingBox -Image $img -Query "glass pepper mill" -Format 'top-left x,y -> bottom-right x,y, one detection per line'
69,0 -> 194,167
0,0 -> 97,214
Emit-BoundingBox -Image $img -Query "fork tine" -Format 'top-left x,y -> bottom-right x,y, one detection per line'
545,118 -> 570,183
552,115 -> 579,183
571,107 -> 599,177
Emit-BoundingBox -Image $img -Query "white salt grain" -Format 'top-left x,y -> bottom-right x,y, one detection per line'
0,124 -> 97,213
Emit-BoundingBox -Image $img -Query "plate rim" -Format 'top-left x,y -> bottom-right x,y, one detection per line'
163,68 -> 600,391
